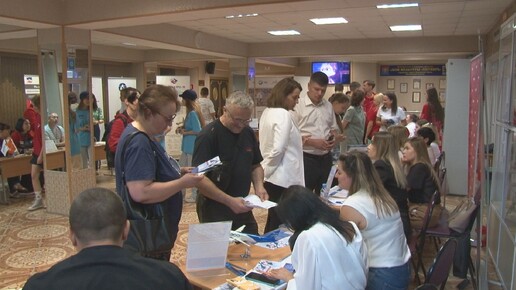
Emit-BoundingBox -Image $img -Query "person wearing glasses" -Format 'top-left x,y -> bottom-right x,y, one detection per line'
192,91 -> 268,235
114,85 -> 204,260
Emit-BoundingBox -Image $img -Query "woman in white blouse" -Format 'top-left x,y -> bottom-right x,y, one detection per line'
265,185 -> 368,290
376,92 -> 406,131
259,78 -> 305,233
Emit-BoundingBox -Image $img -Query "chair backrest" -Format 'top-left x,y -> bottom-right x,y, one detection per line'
416,190 -> 440,251
434,151 -> 445,173
425,238 -> 458,288
415,284 -> 439,290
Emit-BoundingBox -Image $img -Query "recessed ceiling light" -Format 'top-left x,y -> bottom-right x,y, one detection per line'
121,42 -> 137,46
310,17 -> 348,25
225,13 -> 258,19
390,25 -> 422,31
377,3 -> 419,9
268,30 -> 301,36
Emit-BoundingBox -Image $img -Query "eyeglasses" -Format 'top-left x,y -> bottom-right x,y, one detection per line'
225,108 -> 252,125
156,111 -> 176,124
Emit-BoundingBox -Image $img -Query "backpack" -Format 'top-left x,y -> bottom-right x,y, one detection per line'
103,113 -> 128,169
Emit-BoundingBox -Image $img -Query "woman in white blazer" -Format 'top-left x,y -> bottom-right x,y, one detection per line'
259,77 -> 304,233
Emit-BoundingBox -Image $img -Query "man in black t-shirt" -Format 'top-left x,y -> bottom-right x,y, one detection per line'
192,91 -> 268,235
23,188 -> 192,290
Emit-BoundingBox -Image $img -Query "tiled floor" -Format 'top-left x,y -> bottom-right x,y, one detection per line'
0,168 -> 504,289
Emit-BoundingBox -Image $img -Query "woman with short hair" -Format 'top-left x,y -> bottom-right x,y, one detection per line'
115,85 -> 204,260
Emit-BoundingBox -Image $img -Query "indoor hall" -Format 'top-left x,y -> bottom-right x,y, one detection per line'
0,0 -> 515,289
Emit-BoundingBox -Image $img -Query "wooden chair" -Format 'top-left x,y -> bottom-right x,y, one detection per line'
424,238 -> 458,290
409,190 -> 440,285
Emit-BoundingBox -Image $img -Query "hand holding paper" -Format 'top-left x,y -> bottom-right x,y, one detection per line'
244,195 -> 277,209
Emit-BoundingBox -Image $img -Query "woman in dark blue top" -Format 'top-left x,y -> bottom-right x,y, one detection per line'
115,85 -> 204,260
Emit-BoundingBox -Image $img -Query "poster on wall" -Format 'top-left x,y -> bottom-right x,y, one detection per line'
156,75 -> 190,95
24,75 -> 40,96
380,65 -> 446,76
107,77 -> 137,122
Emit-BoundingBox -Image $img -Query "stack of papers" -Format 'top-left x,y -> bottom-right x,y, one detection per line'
244,195 -> 277,209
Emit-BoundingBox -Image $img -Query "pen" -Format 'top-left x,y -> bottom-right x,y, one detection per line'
225,262 -> 247,276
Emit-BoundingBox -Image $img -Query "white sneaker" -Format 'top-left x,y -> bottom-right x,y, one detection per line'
28,197 -> 45,211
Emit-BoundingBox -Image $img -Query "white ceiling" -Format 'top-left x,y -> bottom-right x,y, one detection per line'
0,0 -> 512,63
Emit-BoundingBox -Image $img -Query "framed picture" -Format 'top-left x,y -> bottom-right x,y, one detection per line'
387,79 -> 395,90
400,83 -> 408,93
413,79 -> 421,90
439,79 -> 446,89
412,92 -> 421,103
426,83 -> 434,90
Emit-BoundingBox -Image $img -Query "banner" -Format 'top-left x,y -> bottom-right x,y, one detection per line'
380,65 -> 446,76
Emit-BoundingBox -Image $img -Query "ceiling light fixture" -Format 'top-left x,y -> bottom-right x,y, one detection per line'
390,25 -> 422,31
267,30 -> 301,36
377,3 -> 419,9
225,13 -> 258,19
310,17 -> 348,25
121,42 -> 137,46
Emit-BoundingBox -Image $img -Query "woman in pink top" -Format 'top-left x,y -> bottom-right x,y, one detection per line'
420,87 -> 444,147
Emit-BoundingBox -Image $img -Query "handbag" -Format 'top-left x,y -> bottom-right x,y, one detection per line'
119,131 -> 173,256
409,202 -> 443,229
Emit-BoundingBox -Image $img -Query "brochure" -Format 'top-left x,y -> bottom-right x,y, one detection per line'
192,156 -> 222,175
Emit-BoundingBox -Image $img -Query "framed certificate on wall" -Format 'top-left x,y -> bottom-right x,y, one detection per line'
400,83 -> 408,93
412,92 -> 421,103
413,79 -> 421,89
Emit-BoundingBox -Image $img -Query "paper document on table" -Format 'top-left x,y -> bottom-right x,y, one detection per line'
244,195 -> 277,209
186,221 -> 232,272
192,156 -> 222,174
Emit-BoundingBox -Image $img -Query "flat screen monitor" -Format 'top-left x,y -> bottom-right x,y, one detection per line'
311,62 -> 351,84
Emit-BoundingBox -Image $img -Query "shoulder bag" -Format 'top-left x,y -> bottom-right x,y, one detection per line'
119,131 -> 173,256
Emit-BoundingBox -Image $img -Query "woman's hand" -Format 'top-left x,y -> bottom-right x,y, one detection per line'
180,167 -> 194,175
179,173 -> 204,188
264,268 -> 294,282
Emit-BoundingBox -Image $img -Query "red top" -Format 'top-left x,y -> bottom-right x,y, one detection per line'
23,106 -> 42,156
108,112 -> 133,153
362,92 -> 375,115
365,106 -> 380,139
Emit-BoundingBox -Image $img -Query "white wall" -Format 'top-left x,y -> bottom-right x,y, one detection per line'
443,59 -> 470,196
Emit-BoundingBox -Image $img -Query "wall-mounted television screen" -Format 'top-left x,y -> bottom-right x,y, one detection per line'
311,62 -> 351,84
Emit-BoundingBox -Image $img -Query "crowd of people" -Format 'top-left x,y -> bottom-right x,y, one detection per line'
1,74 -> 446,289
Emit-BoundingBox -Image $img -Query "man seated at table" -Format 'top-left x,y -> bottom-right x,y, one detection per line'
23,187 -> 193,290
44,112 -> 65,147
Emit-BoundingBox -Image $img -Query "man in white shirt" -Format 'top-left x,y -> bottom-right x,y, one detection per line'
197,87 -> 216,124
44,112 -> 65,147
293,72 -> 339,195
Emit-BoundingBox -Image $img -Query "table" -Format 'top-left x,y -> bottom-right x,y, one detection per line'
0,143 -> 105,204
182,243 -> 291,290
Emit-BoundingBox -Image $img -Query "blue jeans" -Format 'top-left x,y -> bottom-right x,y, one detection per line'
366,262 -> 410,290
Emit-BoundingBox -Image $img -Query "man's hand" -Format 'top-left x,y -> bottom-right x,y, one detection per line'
228,197 -> 253,214
254,187 -> 269,201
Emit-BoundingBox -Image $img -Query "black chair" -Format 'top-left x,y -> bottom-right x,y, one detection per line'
425,187 -> 481,290
424,238 -> 458,290
409,190 -> 440,284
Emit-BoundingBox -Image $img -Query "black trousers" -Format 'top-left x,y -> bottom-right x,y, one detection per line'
197,195 -> 259,235
303,152 -> 333,196
263,182 -> 286,233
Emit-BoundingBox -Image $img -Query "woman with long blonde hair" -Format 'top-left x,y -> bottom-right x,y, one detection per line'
401,137 -> 442,228
367,131 -> 410,240
338,151 -> 410,290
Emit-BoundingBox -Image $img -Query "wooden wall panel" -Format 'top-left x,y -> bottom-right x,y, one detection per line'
0,53 -> 38,128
